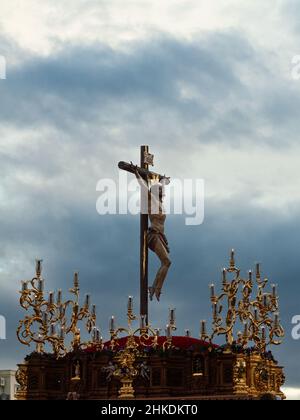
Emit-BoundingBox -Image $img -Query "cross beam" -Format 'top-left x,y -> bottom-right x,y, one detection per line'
118,161 -> 167,183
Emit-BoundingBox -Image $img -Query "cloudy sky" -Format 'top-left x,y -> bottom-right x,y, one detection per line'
1,0 -> 300,398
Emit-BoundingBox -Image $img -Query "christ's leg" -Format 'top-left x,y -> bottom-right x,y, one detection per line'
151,239 -> 171,301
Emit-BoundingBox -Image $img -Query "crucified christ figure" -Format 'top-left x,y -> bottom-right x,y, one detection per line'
133,166 -> 171,302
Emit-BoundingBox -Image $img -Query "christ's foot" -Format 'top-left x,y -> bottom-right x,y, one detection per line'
149,287 -> 155,301
155,289 -> 161,302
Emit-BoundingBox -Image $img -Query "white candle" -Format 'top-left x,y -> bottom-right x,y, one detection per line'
166,325 -> 171,338
92,328 -> 96,342
22,281 -> 29,292
243,322 -> 248,338
110,316 -> 115,331
169,308 -> 176,324
128,296 -> 133,311
256,263 -> 260,278
85,294 -> 90,309
74,303 -> 79,315
222,269 -> 226,284
263,295 -> 268,307
49,292 -> 54,305
36,260 -> 42,276
210,284 -> 215,298
201,320 -> 207,337
38,279 -> 44,292
92,327 -> 97,342
74,272 -> 79,288
213,302 -> 217,317
57,289 -> 62,305
231,249 -> 235,264
42,312 -> 48,324
51,324 -> 56,336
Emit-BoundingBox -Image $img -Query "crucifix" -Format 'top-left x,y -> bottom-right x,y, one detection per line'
118,146 -> 171,323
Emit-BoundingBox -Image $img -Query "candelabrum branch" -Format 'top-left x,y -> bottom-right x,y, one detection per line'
17,262 -> 97,358
205,252 -> 285,353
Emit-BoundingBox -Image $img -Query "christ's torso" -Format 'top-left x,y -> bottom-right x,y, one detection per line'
149,213 -> 166,234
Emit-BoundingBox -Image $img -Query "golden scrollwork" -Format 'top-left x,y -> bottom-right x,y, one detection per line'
109,298 -> 175,398
254,363 -> 270,393
15,365 -> 28,393
275,371 -> 286,392
201,250 -> 285,354
17,260 -> 98,358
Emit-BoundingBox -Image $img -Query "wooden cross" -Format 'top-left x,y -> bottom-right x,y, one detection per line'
118,146 -> 168,323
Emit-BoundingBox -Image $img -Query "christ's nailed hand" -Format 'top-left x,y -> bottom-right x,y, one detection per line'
130,161 -> 139,177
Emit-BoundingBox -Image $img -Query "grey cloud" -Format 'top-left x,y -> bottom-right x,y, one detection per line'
281,0 -> 300,33
1,29 -> 298,152
0,32 -> 257,146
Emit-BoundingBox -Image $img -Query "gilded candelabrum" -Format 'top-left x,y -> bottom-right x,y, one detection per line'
109,298 -> 175,399
201,250 -> 284,354
17,260 -> 99,358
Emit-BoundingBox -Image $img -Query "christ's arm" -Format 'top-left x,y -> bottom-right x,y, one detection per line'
132,164 -> 149,192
